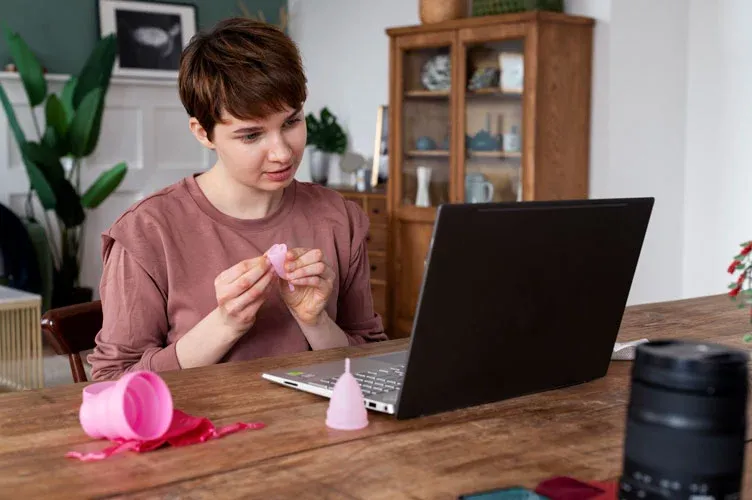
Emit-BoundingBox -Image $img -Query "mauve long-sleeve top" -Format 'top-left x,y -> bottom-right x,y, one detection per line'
87,175 -> 387,380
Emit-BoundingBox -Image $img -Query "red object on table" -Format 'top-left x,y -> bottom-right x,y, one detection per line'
535,476 -> 618,499
66,409 -> 265,461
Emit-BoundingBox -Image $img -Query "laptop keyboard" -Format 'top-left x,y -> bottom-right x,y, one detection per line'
319,364 -> 405,395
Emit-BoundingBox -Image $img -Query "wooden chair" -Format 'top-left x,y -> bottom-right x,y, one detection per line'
41,300 -> 102,383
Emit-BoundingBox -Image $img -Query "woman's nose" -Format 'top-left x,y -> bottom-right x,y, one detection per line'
268,136 -> 293,163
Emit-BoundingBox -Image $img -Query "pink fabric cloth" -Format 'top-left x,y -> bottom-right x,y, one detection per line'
87,175 -> 387,381
66,409 -> 265,461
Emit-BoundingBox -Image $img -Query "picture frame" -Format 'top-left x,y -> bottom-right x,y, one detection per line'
98,0 -> 198,79
371,105 -> 388,188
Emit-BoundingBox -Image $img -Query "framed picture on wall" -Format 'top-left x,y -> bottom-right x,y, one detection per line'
98,0 -> 197,79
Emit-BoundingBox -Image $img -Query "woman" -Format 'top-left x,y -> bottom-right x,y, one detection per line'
88,18 -> 386,381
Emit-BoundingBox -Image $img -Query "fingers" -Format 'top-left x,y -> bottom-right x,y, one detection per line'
217,263 -> 272,307
286,261 -> 334,282
223,267 -> 275,316
287,275 -> 326,288
215,256 -> 268,285
285,248 -> 325,273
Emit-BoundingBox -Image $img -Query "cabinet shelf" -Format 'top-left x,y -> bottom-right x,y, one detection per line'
404,89 -> 450,98
467,87 -> 523,98
403,88 -> 523,99
405,150 -> 522,159
469,150 -> 521,158
406,150 -> 449,157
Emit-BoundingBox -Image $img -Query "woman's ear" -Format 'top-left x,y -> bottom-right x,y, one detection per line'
189,117 -> 215,149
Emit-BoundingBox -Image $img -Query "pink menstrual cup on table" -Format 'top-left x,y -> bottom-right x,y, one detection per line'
325,358 -> 369,430
79,371 -> 174,441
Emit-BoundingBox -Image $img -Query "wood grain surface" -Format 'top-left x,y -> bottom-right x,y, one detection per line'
0,294 -> 750,499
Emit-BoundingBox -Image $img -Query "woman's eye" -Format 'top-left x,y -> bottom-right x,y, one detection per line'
241,133 -> 261,143
284,117 -> 301,128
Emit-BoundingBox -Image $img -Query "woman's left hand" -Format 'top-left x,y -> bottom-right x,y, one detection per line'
279,247 -> 336,325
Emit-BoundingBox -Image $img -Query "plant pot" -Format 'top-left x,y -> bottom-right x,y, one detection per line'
420,0 -> 467,24
310,150 -> 333,185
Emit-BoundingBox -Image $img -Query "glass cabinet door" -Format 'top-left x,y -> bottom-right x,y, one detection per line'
397,41 -> 454,209
458,27 -> 526,204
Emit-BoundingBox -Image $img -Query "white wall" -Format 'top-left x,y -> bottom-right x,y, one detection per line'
567,0 -> 690,305
288,0 -> 419,181
683,0 -> 752,298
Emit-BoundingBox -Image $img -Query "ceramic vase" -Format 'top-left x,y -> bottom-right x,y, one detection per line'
415,166 -> 431,207
310,149 -> 331,185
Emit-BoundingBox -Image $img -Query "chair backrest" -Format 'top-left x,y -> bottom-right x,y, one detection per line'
41,300 -> 103,383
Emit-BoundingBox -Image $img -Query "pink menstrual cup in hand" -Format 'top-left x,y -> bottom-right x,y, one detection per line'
326,358 -> 369,430
267,243 -> 294,291
79,371 -> 174,441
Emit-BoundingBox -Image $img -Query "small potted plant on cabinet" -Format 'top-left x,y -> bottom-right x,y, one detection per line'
305,107 -> 347,185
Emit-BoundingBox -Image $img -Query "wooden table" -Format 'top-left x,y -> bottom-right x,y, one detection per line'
1,295 -> 750,499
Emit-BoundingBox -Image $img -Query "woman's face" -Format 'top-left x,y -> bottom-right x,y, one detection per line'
191,105 -> 306,192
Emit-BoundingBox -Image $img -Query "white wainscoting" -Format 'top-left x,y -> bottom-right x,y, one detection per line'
0,71 -> 213,297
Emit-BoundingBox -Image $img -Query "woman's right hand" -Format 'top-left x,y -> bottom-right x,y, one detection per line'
214,256 -> 276,337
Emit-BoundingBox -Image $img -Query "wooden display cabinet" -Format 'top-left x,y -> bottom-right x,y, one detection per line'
331,185 -> 389,332
385,11 -> 595,338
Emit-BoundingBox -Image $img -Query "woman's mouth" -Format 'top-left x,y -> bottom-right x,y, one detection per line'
265,165 -> 294,182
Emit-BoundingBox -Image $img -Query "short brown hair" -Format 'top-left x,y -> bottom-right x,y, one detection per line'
178,17 -> 307,139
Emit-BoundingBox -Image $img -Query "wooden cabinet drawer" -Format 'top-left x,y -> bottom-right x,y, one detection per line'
366,225 -> 387,252
371,283 -> 386,318
344,195 -> 364,209
368,254 -> 386,282
366,197 -> 387,223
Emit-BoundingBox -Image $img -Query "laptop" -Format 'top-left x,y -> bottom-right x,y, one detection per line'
262,197 -> 654,420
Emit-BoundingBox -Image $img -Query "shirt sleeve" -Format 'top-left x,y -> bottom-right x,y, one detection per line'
87,237 -> 181,381
336,201 -> 388,345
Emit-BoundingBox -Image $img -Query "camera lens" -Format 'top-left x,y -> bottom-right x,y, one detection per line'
619,340 -> 748,499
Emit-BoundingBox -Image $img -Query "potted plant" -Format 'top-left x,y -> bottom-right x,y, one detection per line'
0,26 -> 128,307
305,107 -> 347,184
727,240 -> 752,342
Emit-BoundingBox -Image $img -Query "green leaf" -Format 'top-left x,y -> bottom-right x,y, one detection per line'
81,162 -> 127,209
21,141 -> 84,227
73,34 -> 117,109
67,88 -> 104,157
41,125 -> 69,157
60,76 -> 77,123
2,24 -> 47,107
305,107 -> 347,154
0,82 -> 26,147
51,179 -> 85,228
0,85 -> 61,209
21,141 -> 65,181
745,334 -> 752,342
24,160 -> 56,209
44,94 -> 67,138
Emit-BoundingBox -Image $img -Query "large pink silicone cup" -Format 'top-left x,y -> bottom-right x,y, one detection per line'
326,358 -> 369,430
79,371 -> 174,441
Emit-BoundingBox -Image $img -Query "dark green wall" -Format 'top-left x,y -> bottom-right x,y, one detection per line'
0,0 -> 287,75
